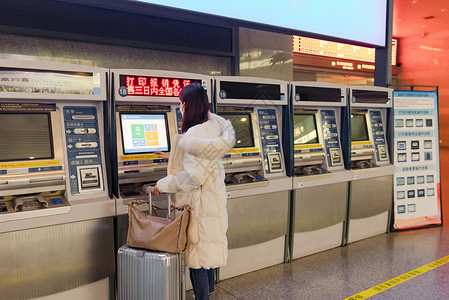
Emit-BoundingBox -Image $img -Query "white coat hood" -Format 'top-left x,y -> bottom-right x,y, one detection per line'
179,113 -> 235,160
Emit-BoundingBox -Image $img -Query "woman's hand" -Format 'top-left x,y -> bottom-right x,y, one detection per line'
155,151 -> 169,159
151,185 -> 163,195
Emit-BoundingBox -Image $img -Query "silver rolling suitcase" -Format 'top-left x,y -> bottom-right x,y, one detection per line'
117,189 -> 186,300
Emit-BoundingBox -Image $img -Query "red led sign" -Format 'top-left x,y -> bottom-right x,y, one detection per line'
119,75 -> 201,97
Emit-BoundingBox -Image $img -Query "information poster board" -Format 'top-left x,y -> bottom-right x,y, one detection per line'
393,90 -> 441,229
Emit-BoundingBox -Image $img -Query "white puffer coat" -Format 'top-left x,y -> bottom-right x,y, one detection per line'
156,113 -> 235,269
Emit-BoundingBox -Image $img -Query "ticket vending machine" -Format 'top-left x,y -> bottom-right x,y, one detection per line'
110,69 -> 212,234
288,82 -> 350,259
345,86 -> 394,243
0,60 -> 115,299
110,69 -> 212,292
214,76 -> 290,280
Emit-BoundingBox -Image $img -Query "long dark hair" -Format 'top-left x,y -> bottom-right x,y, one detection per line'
180,83 -> 210,133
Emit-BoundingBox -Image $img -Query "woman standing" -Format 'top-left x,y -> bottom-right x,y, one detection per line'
152,83 -> 235,300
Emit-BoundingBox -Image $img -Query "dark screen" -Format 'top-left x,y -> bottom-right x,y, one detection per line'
352,90 -> 390,104
219,113 -> 254,148
0,113 -> 53,161
295,86 -> 342,103
293,114 -> 319,145
220,81 -> 282,100
351,114 -> 369,141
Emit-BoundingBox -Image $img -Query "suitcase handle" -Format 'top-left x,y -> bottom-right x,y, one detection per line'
145,185 -> 171,219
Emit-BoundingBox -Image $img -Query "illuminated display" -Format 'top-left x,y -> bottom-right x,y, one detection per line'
120,113 -> 170,154
391,38 -> 398,66
119,75 -> 201,97
293,36 -> 398,66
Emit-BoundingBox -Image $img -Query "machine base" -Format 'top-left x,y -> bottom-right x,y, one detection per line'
219,236 -> 286,280
347,211 -> 389,243
293,222 -> 344,260
32,278 -> 110,300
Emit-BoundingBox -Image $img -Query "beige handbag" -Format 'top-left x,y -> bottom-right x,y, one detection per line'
126,196 -> 191,253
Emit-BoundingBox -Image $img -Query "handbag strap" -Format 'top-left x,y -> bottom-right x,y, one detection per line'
129,200 -> 192,216
173,204 -> 192,211
130,200 -> 147,206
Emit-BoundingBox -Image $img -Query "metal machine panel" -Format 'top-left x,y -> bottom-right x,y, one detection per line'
348,211 -> 389,243
294,182 -> 348,232
0,217 -> 115,300
220,236 -> 285,280
349,175 -> 393,219
226,191 -> 289,249
293,222 -> 344,259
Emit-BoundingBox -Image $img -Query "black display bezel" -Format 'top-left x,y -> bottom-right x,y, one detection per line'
119,111 -> 171,155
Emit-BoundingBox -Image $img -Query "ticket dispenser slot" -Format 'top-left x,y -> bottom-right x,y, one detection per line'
78,165 -> 101,190
329,148 -> 342,165
268,152 -> 282,172
14,195 -> 48,212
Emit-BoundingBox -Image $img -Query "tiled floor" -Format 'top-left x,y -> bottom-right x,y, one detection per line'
186,148 -> 449,299
187,225 -> 449,299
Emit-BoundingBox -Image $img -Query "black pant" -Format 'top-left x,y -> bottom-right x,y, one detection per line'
189,268 -> 215,300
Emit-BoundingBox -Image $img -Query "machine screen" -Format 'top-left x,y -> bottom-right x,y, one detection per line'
0,113 -> 53,161
351,114 -> 369,142
220,81 -> 282,100
220,113 -> 254,148
293,114 -> 319,145
120,113 -> 170,154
